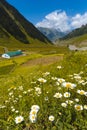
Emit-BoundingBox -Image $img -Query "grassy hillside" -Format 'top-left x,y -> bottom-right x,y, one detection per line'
0,47 -> 87,130
56,34 -> 87,47
57,24 -> 87,47
0,0 -> 51,47
62,24 -> 87,40
0,35 -> 50,50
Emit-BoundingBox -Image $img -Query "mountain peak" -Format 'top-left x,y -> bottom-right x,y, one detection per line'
37,27 -> 66,42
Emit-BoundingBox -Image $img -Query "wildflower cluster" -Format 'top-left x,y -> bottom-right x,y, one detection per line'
29,105 -> 40,123
0,63 -> 87,130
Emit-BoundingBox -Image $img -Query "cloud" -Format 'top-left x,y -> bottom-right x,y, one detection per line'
71,13 -> 87,28
36,10 -> 87,32
36,10 -> 70,32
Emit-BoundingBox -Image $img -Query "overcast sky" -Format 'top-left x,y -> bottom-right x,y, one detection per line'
7,0 -> 87,32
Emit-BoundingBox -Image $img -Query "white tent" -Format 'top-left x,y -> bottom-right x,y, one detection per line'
2,54 -> 10,59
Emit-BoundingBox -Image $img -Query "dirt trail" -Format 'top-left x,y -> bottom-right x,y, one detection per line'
23,55 -> 63,67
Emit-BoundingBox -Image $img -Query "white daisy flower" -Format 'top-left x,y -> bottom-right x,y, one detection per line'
38,78 -> 47,83
57,78 -> 65,84
84,92 -> 87,96
9,92 -> 13,96
74,104 -> 83,111
54,92 -> 62,98
49,115 -> 55,121
18,86 -> 23,91
12,108 -> 15,112
62,82 -> 76,89
15,116 -> 24,124
29,114 -> 37,123
77,90 -> 85,95
30,109 -> 38,115
75,98 -> 79,102
31,105 -> 40,112
84,105 -> 87,110
15,110 -> 19,113
61,103 -> 67,108
43,72 -> 50,76
64,92 -> 71,98
57,66 -> 62,69
35,87 -> 42,95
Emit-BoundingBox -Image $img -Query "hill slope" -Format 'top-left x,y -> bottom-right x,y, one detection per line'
62,24 -> 87,40
56,25 -> 87,47
0,0 -> 51,47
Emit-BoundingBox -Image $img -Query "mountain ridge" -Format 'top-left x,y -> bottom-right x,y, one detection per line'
0,0 -> 51,46
61,24 -> 87,40
37,27 -> 66,42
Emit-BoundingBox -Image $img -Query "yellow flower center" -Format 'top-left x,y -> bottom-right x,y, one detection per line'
32,111 -> 37,115
18,118 -> 21,122
76,106 -> 81,110
80,91 -> 85,95
66,83 -> 71,88
66,94 -> 69,96
32,115 -> 35,120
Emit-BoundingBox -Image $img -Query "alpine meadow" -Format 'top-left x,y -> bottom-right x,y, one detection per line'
0,0 -> 87,130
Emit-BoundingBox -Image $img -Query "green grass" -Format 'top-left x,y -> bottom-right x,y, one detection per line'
0,49 -> 87,130
0,64 -> 15,75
